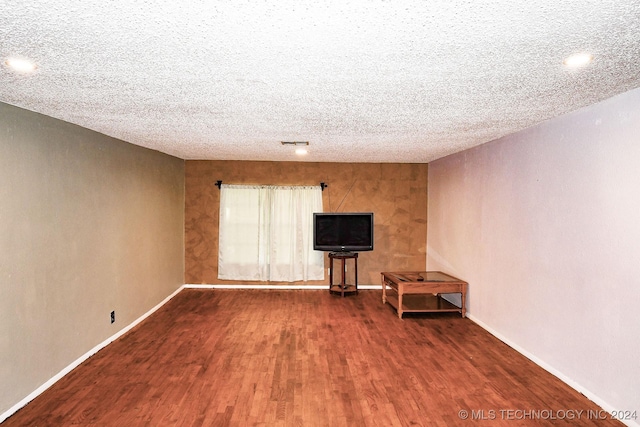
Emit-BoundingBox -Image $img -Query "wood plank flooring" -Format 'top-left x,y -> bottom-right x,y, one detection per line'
3,289 -> 623,426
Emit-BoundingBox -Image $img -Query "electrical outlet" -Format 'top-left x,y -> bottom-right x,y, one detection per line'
110,311 -> 115,324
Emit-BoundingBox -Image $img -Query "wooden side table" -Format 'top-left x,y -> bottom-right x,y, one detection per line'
329,252 -> 358,297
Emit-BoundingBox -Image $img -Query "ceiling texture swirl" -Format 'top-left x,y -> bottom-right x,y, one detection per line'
2,1 -> 640,163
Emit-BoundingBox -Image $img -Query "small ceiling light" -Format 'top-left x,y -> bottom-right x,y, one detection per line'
5,56 -> 38,73
563,53 -> 593,68
295,148 -> 308,155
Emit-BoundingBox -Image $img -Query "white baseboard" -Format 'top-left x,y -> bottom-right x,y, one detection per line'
184,283 -> 382,290
1,284 -> 384,422
15,286 -> 630,427
0,286 -> 184,424
467,313 -> 639,427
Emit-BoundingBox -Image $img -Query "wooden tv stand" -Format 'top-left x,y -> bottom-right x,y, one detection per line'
329,252 -> 358,297
381,271 -> 467,318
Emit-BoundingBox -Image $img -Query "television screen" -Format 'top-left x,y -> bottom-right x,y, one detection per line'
313,212 -> 374,252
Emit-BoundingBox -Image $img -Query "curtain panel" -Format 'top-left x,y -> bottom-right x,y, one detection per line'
218,184 -> 324,282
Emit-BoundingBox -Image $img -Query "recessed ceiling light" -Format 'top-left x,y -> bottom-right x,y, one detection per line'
295,148 -> 308,155
5,56 -> 37,73
563,53 -> 593,68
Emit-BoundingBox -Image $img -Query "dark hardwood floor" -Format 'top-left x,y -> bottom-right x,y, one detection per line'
3,289 -> 622,426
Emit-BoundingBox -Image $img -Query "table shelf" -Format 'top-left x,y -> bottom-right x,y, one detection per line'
385,294 -> 462,315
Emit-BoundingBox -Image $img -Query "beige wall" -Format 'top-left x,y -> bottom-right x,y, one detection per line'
0,103 -> 185,415
185,161 -> 428,285
427,88 -> 640,416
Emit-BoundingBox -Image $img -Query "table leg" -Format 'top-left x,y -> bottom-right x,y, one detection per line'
461,289 -> 466,318
397,285 -> 403,319
341,258 -> 346,296
329,256 -> 334,293
354,256 -> 358,294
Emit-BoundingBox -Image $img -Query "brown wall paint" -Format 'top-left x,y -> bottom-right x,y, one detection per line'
185,160 -> 427,285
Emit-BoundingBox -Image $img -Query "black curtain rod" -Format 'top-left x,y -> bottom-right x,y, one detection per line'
215,181 -> 327,191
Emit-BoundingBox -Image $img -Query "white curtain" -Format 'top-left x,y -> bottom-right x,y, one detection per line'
218,184 -> 324,282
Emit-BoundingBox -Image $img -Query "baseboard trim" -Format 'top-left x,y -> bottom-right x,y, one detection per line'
0,286 -> 184,424
14,286 -> 630,427
1,284 -> 386,422
184,283 -> 382,290
467,313 -> 639,427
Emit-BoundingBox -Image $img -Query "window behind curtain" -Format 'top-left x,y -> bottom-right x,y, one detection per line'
218,184 -> 324,282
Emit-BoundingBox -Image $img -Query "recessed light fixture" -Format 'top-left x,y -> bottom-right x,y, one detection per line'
563,53 -> 593,68
4,56 -> 38,73
282,141 -> 309,155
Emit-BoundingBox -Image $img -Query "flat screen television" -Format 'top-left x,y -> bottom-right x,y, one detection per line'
313,212 -> 374,252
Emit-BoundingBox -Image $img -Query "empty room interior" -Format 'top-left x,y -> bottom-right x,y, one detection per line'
1,1 -> 640,426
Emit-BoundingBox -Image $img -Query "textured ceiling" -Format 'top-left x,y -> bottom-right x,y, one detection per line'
1,1 -> 640,163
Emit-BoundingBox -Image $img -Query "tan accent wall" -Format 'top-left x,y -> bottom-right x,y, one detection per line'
185,160 -> 427,285
0,102 -> 184,415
